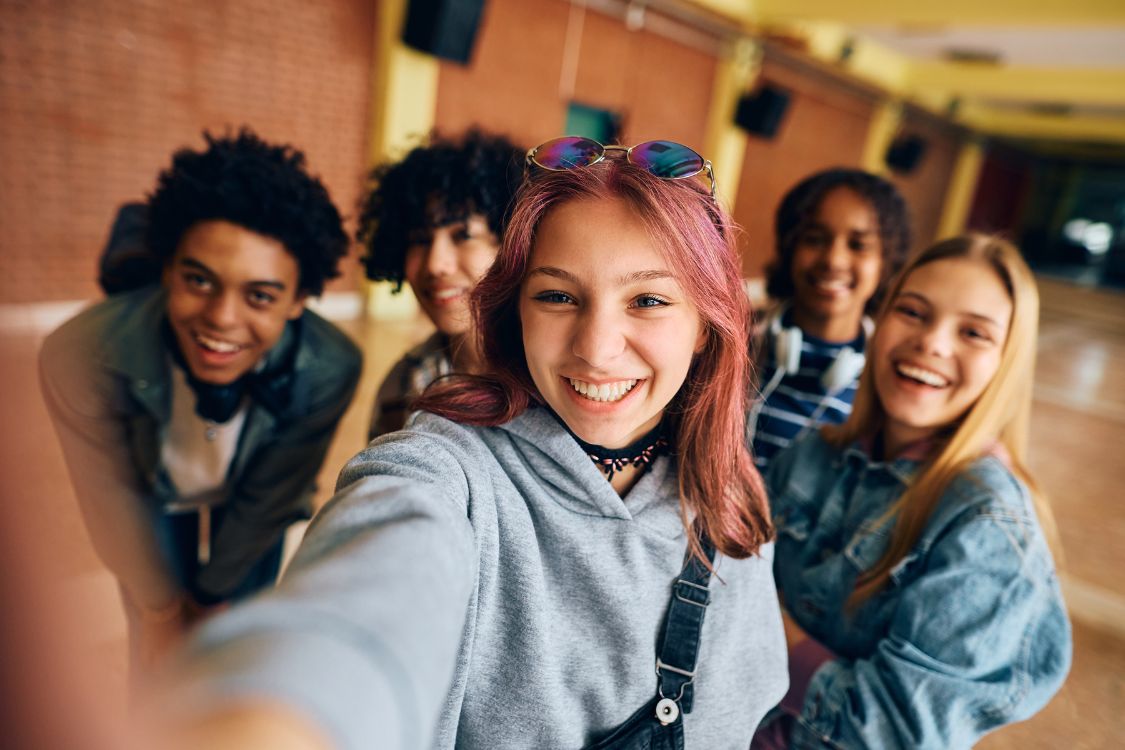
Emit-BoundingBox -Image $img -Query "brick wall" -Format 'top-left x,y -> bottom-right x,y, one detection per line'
434,0 -> 717,158
0,0 -> 374,304
889,110 -> 963,249
732,55 -> 877,279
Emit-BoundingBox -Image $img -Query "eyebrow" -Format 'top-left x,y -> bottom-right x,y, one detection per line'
179,257 -> 289,291
526,266 -> 676,286
897,291 -> 1004,327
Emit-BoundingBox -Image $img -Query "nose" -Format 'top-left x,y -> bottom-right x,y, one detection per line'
571,304 -> 626,368
822,235 -> 850,269
202,290 -> 240,330
424,230 -> 458,277
914,321 -> 955,358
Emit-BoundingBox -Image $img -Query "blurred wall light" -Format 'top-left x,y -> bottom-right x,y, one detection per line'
1063,218 -> 1091,243
1065,218 -> 1114,255
1083,223 -> 1113,255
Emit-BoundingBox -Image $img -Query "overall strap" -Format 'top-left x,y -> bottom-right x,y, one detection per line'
655,537 -> 716,714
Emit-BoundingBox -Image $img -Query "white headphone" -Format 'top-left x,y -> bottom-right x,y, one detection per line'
748,304 -> 873,444
770,310 -> 870,392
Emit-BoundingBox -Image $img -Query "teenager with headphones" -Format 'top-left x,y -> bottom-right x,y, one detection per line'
748,168 -> 911,469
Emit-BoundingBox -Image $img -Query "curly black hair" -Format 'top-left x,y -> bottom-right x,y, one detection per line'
146,128 -> 348,296
766,167 -> 912,313
357,128 -> 524,290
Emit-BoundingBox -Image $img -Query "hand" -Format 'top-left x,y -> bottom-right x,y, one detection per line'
155,702 -> 333,750
781,609 -> 810,649
136,598 -> 188,669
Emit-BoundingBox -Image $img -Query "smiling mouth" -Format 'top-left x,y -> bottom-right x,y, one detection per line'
428,287 -> 466,303
568,378 -> 640,403
810,276 -> 852,293
193,331 -> 246,354
896,363 -> 950,388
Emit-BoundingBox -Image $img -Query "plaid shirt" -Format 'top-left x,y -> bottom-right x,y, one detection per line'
368,332 -> 453,441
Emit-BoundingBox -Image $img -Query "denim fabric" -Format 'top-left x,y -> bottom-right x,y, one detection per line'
766,433 -> 1071,749
581,697 -> 685,750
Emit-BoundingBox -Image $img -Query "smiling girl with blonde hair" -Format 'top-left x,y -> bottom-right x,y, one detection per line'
755,234 -> 1071,749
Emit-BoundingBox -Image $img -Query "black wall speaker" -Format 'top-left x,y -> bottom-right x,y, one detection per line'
734,85 -> 791,139
402,0 -> 486,65
885,134 -> 928,173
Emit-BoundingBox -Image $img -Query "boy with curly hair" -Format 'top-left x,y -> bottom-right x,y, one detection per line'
357,128 -> 523,439
40,129 -> 362,669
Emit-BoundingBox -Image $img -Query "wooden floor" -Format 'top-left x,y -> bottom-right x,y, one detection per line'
1,275 -> 1122,747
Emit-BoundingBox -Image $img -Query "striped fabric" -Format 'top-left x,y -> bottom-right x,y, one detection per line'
750,324 -> 866,471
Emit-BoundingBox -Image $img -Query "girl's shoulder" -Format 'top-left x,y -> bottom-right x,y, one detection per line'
943,452 -> 1032,522
347,412 -> 493,482
765,431 -> 846,507
375,408 -> 579,479
927,453 -> 1050,564
767,430 -> 844,480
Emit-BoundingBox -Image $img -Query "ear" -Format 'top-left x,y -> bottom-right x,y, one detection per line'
287,292 -> 308,320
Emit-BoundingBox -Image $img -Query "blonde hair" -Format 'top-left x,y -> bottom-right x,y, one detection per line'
823,234 -> 1058,605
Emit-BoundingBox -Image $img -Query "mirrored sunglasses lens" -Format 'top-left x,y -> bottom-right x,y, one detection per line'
533,137 -> 603,170
630,141 -> 704,178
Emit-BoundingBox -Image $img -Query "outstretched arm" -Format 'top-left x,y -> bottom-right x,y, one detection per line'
161,431 -> 480,750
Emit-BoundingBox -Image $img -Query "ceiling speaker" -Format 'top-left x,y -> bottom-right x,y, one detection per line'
886,134 -> 928,173
402,0 -> 485,65
734,85 -> 791,139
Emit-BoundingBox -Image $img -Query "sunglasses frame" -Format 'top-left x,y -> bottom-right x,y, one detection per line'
525,137 -> 716,198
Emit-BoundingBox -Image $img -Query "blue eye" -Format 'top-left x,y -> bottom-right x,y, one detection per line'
633,295 -> 670,308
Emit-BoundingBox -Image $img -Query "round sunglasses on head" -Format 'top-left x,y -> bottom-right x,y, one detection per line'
525,136 -> 716,197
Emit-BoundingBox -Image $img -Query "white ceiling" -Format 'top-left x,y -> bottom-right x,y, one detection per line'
855,26 -> 1125,69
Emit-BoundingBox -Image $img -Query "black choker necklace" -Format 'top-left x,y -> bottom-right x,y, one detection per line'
558,417 -> 670,481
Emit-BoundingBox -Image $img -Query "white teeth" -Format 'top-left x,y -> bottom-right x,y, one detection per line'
194,333 -> 241,353
814,278 -> 850,291
432,288 -> 463,301
896,364 -> 949,388
568,378 -> 638,403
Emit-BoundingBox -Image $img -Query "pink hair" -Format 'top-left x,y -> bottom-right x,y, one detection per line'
417,159 -> 772,559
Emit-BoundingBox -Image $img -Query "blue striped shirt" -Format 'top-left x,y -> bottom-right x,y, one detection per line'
749,321 -> 866,471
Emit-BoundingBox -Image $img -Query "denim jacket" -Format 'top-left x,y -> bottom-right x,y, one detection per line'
766,432 -> 1071,749
40,286 -> 361,605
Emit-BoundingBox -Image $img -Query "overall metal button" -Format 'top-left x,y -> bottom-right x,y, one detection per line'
655,697 -> 679,725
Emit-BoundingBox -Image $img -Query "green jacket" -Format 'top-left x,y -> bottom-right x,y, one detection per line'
40,285 -> 361,605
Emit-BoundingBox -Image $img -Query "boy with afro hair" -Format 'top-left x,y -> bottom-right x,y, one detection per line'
40,129 -> 362,669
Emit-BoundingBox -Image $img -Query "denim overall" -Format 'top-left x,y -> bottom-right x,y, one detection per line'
583,540 -> 716,750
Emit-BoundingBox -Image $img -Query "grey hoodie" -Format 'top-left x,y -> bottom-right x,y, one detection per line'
176,407 -> 788,749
